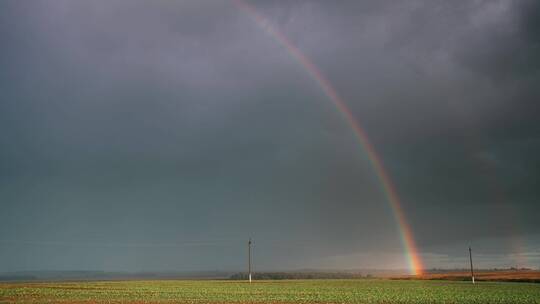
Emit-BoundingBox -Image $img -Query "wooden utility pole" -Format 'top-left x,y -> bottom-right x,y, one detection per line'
248,238 -> 252,283
469,246 -> 475,284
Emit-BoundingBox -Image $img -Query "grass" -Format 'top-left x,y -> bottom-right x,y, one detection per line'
1,279 -> 539,303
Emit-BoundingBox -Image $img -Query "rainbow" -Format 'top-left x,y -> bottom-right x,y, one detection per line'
234,0 -> 424,275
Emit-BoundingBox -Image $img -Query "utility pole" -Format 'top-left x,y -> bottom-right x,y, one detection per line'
248,238 -> 252,283
469,246 -> 475,284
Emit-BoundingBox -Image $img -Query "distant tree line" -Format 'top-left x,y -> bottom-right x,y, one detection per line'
229,272 -> 369,280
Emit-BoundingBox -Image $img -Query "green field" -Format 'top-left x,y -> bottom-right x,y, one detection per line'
1,279 -> 539,303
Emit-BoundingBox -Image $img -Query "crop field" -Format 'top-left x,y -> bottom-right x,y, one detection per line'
1,279 -> 539,304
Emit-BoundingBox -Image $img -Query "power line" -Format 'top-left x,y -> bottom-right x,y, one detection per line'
248,238 -> 252,283
469,246 -> 475,284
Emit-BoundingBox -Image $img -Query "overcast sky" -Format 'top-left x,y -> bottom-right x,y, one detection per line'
1,0 -> 539,272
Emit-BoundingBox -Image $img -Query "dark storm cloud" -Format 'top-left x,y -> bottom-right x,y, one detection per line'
1,0 -> 539,271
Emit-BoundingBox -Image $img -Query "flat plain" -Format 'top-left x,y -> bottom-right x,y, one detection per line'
411,270 -> 540,283
1,279 -> 539,304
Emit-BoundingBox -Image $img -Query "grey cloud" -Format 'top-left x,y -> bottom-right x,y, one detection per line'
1,0 -> 539,271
